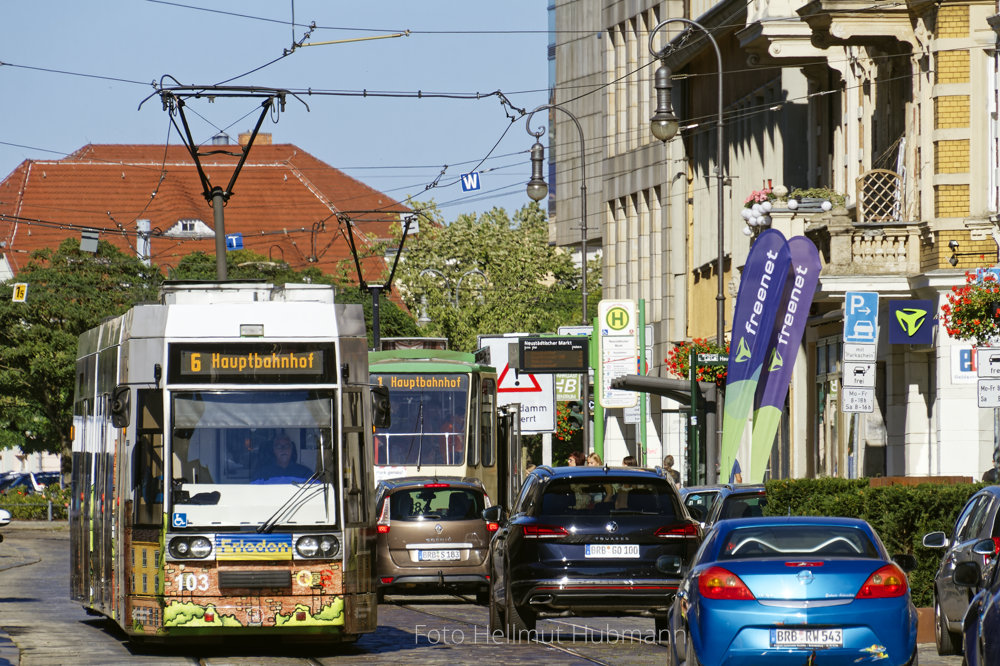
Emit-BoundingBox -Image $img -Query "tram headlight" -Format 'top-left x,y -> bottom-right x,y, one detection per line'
168,535 -> 213,560
295,534 -> 341,559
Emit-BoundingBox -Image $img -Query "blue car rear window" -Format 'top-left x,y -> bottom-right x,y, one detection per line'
718,525 -> 880,559
539,479 -> 677,518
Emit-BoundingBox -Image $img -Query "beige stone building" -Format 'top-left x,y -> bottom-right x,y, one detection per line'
548,0 -> 1000,481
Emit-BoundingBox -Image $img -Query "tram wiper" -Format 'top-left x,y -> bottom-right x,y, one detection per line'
257,470 -> 323,533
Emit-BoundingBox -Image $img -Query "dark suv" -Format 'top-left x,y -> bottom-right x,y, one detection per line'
922,485 -> 1000,655
484,465 -> 702,639
375,476 -> 495,603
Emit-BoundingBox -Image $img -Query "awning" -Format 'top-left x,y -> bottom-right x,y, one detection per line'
610,375 -> 717,406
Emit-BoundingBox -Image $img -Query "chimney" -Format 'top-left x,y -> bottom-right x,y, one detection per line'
211,132 -> 230,145
239,132 -> 272,146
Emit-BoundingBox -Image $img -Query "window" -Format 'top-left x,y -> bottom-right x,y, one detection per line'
718,525 -> 879,560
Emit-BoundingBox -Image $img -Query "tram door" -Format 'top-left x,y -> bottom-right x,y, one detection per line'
497,404 -> 522,509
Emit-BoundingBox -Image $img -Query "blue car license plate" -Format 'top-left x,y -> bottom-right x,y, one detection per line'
770,628 -> 843,647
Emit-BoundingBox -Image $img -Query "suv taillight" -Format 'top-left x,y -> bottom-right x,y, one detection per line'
523,525 -> 568,539
655,523 -> 700,538
487,522 -> 499,532
377,497 -> 390,534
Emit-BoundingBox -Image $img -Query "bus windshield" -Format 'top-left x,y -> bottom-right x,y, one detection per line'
371,373 -> 468,466
168,390 -> 337,527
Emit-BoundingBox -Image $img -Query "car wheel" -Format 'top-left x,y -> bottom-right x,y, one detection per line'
935,595 -> 960,656
684,628 -> 702,666
504,582 -> 536,638
488,579 -> 505,637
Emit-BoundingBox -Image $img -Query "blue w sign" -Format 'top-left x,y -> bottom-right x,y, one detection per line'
460,172 -> 481,191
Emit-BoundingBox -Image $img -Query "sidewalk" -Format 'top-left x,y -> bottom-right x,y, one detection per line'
0,521 -> 67,665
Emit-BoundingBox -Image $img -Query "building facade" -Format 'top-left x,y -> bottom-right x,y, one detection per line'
550,0 -> 1000,481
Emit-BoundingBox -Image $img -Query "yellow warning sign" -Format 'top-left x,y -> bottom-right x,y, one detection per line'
12,283 -> 27,303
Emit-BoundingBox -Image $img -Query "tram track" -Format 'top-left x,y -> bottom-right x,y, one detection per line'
392,593 -> 670,664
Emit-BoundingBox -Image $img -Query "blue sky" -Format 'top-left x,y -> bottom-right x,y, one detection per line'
0,1 -> 550,221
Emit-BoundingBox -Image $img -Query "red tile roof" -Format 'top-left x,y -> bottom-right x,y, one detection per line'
0,142 -> 412,284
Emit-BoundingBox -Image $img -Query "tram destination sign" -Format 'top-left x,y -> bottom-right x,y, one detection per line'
518,336 -> 589,373
167,343 -> 336,383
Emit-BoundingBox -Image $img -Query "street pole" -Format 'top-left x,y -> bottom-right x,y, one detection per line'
650,18 -> 726,482
526,104 -> 591,454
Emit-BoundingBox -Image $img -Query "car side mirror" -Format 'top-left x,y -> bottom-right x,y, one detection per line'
110,385 -> 130,428
921,531 -> 948,549
892,553 -> 917,572
954,561 -> 981,587
972,538 -> 997,557
482,505 -> 504,524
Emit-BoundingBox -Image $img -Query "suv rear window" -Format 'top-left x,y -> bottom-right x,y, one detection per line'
538,478 -> 678,519
390,487 -> 485,522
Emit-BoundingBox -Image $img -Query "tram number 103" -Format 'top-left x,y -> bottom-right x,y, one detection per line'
174,573 -> 210,592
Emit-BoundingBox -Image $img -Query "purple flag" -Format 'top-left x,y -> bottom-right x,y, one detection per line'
749,236 -> 822,481
719,229 -> 791,486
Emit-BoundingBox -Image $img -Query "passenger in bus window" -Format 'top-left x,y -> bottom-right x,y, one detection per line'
254,435 -> 313,482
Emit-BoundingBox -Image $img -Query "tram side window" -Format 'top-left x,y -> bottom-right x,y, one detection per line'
132,389 -> 164,527
343,389 -> 370,525
481,378 -> 497,466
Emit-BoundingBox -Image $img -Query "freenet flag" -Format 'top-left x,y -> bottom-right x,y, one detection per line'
748,236 -> 821,481
719,229 -> 791,484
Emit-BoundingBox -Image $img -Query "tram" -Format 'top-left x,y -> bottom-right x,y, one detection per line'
70,282 -> 381,645
368,346 -> 522,508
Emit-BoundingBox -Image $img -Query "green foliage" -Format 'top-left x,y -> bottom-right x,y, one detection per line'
0,239 -> 162,458
664,338 -> 729,387
789,187 -> 847,208
0,484 -> 71,520
764,478 -> 983,607
397,200 -> 599,351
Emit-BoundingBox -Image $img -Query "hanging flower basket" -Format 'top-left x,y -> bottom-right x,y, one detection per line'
664,338 -> 729,387
940,269 -> 1000,345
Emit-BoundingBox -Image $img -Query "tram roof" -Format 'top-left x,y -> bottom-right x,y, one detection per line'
369,349 -> 495,374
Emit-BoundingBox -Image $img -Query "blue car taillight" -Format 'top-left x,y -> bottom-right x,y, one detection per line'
698,565 -> 755,600
855,563 -> 907,598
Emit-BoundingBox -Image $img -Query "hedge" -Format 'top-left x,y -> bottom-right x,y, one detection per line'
763,477 -> 984,607
0,484 -> 72,521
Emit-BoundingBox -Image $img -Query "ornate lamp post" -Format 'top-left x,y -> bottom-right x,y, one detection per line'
525,104 -> 591,453
650,18 -> 725,483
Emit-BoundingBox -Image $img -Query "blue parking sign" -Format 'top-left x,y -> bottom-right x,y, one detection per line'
225,233 -> 243,251
844,292 -> 878,343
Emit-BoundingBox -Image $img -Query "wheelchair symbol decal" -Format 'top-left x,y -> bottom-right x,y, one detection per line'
171,513 -> 187,528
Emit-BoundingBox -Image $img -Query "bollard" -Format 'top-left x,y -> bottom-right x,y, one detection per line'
47,500 -> 52,522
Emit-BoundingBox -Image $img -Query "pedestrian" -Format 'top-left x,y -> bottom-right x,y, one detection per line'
586,452 -> 604,466
662,454 -> 681,485
983,467 -> 998,484
622,455 -> 637,467
730,459 -> 743,484
567,451 -> 585,466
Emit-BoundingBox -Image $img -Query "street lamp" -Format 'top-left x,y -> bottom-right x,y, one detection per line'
525,104 -> 591,454
650,18 -> 725,484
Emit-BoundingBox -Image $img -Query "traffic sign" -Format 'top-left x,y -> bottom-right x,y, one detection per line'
598,300 -> 638,409
460,172 -> 481,191
977,348 -> 1000,378
844,292 -> 878,343
843,362 -> 875,387
979,378 -> 1000,408
11,283 -> 27,303
843,343 -> 877,362
225,233 -> 244,251
842,387 -> 875,413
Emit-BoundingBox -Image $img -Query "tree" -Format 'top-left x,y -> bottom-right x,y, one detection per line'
396,200 -> 600,351
0,239 -> 163,459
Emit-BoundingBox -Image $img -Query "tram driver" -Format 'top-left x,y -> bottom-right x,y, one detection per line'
253,434 -> 313,483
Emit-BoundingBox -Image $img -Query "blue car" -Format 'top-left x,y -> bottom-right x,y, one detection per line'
954,538 -> 1000,666
667,516 -> 918,665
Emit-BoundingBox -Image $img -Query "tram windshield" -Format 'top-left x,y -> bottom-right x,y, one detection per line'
371,373 -> 468,467
169,390 -> 337,527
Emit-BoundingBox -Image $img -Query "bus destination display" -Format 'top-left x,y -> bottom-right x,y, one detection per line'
168,343 -> 336,383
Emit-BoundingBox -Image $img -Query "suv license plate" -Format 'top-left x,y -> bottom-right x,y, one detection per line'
770,628 -> 843,647
585,544 -> 639,558
418,550 -> 460,561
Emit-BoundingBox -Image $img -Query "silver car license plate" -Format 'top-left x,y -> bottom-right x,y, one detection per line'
418,549 -> 460,561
